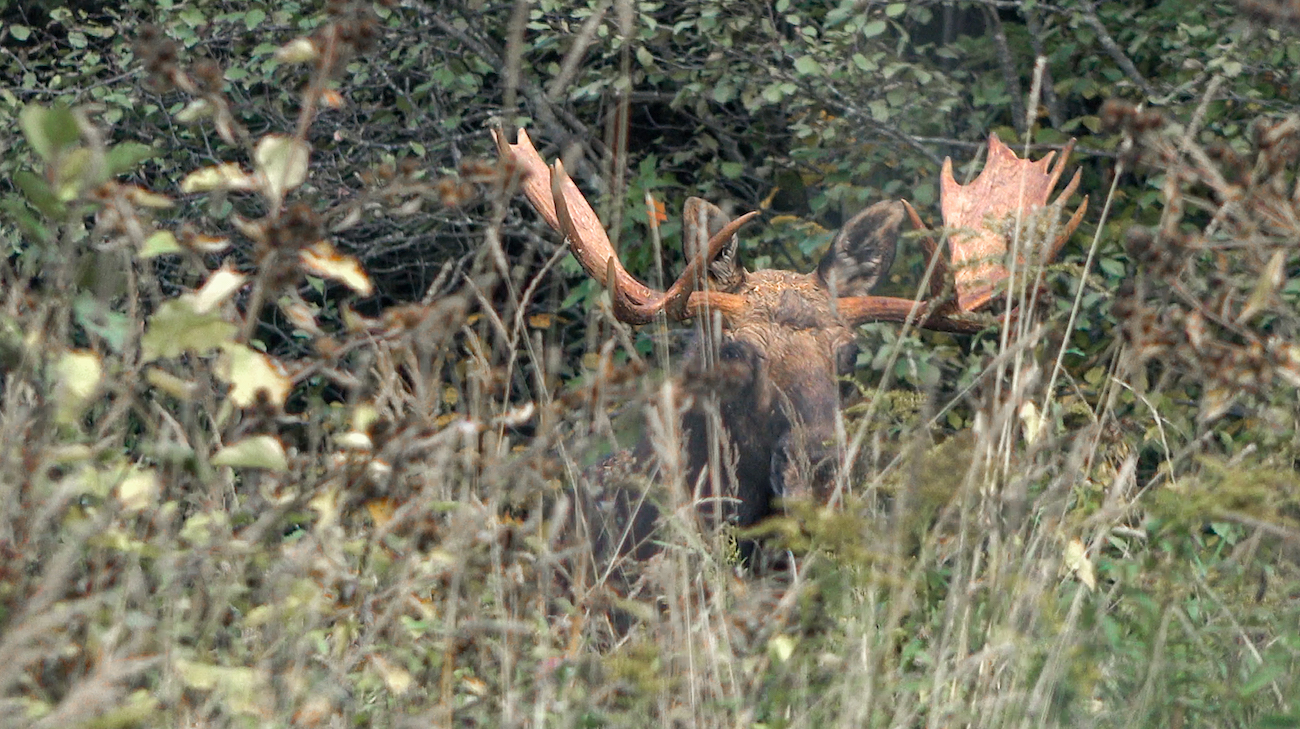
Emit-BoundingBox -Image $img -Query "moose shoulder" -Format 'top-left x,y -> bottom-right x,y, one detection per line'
494,128 -> 1085,568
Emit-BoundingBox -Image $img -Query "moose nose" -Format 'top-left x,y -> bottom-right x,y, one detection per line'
769,431 -> 840,507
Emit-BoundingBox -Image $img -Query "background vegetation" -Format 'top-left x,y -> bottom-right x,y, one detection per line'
1,0 -> 1298,726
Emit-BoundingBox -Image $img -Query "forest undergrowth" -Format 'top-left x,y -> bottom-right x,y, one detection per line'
0,1 -> 1298,727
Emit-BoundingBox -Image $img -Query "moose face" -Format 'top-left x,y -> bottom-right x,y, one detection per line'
674,200 -> 902,531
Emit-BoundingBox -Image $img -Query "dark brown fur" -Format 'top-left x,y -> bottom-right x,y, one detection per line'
584,199 -> 905,566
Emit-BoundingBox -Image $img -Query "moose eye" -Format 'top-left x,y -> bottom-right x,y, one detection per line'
719,340 -> 755,364
835,343 -> 861,376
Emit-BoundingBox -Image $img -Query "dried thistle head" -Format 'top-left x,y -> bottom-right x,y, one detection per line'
134,24 -> 180,91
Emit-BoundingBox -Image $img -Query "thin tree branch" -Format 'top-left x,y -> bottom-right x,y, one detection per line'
986,5 -> 1026,136
1080,1 -> 1158,99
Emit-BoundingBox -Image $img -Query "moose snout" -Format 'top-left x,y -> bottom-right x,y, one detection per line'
769,429 -> 841,509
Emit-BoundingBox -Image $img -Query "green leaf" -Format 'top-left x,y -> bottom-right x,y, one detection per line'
141,298 -> 238,361
793,55 -> 822,76
885,3 -> 906,17
244,8 -> 267,29
13,170 -> 63,218
720,161 -> 744,179
20,103 -> 80,162
1240,660 -> 1287,696
0,197 -> 51,244
1098,258 -> 1126,279
105,142 -> 155,176
73,295 -> 132,353
863,20 -> 887,38
9,25 -> 31,41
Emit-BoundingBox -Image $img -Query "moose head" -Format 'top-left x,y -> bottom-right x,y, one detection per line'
494,127 -> 1085,562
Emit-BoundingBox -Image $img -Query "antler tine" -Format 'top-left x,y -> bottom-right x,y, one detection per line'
901,200 -> 950,301
610,211 -> 758,323
1045,138 -> 1077,192
496,125 -> 757,326
1046,179 -> 1088,264
494,126 -> 661,313
660,211 -> 759,320
493,127 -> 560,231
550,159 -> 660,307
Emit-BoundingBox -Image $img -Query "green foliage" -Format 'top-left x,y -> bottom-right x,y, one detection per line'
1,0 -> 1298,727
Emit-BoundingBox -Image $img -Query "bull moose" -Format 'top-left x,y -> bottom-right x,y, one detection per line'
494,127 -> 1085,569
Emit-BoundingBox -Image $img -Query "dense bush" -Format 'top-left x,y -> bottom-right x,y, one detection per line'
1,0 -> 1297,726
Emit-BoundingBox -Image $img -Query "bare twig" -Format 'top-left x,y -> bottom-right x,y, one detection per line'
1080,1 -> 1158,99
986,5 -> 1027,136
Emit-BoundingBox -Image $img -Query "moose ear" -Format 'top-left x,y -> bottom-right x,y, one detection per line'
815,200 -> 903,297
683,197 -> 746,291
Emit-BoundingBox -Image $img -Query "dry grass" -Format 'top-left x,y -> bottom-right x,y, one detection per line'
1,5 -> 1298,728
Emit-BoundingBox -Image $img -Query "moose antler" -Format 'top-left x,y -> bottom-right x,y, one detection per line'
493,127 -> 749,324
935,134 -> 1088,312
495,127 -> 1084,335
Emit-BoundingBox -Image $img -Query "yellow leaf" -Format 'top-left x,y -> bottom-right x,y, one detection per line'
1236,249 -> 1285,325
279,297 -> 323,335
368,654 -> 413,695
217,344 -> 292,408
1198,387 -> 1237,425
146,367 -> 197,400
184,232 -> 231,254
187,264 -> 246,314
255,134 -> 310,206
274,37 -> 319,64
1018,400 -> 1042,444
122,185 -> 174,208
180,163 -> 257,193
309,485 -> 340,527
527,313 -> 554,329
768,634 -> 796,663
351,403 -> 380,432
175,660 -> 271,718
116,466 -> 158,512
212,436 -> 288,471
299,240 -> 373,296
140,230 -> 182,258
1277,343 -> 1300,388
54,349 -> 102,425
336,431 -> 373,451
1063,538 -> 1096,590
175,98 -> 213,123
366,498 -> 396,528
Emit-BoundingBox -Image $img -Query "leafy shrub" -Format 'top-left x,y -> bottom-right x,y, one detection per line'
0,1 -> 1297,727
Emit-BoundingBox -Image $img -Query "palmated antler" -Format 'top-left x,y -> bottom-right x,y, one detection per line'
934,134 -> 1088,312
493,127 -> 750,324
496,127 -> 1084,336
